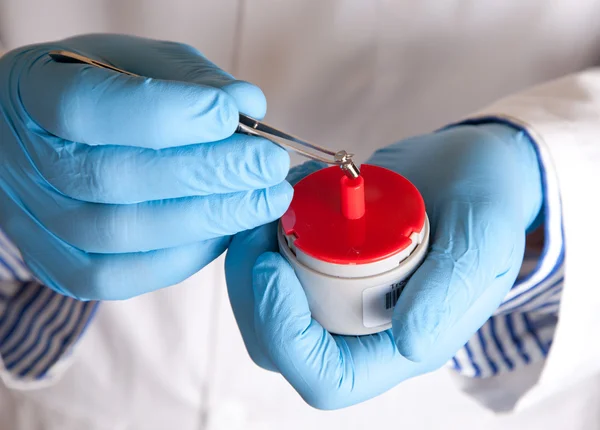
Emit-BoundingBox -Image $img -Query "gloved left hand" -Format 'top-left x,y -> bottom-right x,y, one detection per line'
0,34 -> 291,300
225,123 -> 543,409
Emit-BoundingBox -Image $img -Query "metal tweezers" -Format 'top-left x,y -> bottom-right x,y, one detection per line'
47,50 -> 361,179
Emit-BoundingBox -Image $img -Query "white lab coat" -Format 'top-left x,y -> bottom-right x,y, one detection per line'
1,0 -> 600,429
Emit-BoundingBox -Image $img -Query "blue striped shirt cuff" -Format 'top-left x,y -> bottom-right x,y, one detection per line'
0,228 -> 98,382
448,117 -> 564,379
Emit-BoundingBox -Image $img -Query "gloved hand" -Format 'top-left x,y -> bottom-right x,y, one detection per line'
225,123 -> 543,409
0,34 -> 291,300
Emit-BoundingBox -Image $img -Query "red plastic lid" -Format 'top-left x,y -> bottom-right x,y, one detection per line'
282,164 -> 426,265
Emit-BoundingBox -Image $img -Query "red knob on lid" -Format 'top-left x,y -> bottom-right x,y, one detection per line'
281,164 -> 426,265
340,176 -> 365,220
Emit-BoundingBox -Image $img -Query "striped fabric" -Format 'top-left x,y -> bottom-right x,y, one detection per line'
450,259 -> 563,378
0,229 -> 98,381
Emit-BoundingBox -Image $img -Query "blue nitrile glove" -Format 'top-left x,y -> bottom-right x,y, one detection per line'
0,34 -> 291,300
225,124 -> 543,409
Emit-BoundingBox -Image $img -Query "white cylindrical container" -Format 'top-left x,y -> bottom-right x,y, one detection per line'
278,164 -> 429,336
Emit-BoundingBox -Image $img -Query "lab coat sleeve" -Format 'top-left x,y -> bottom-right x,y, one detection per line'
0,50 -> 99,390
451,69 -> 600,410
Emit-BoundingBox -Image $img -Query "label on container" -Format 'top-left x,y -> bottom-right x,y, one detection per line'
362,280 -> 408,328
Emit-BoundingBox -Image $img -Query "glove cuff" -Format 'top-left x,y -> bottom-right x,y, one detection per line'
0,227 -> 33,283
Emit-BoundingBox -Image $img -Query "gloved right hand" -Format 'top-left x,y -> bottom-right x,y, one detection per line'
0,34 -> 291,300
225,124 -> 543,409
